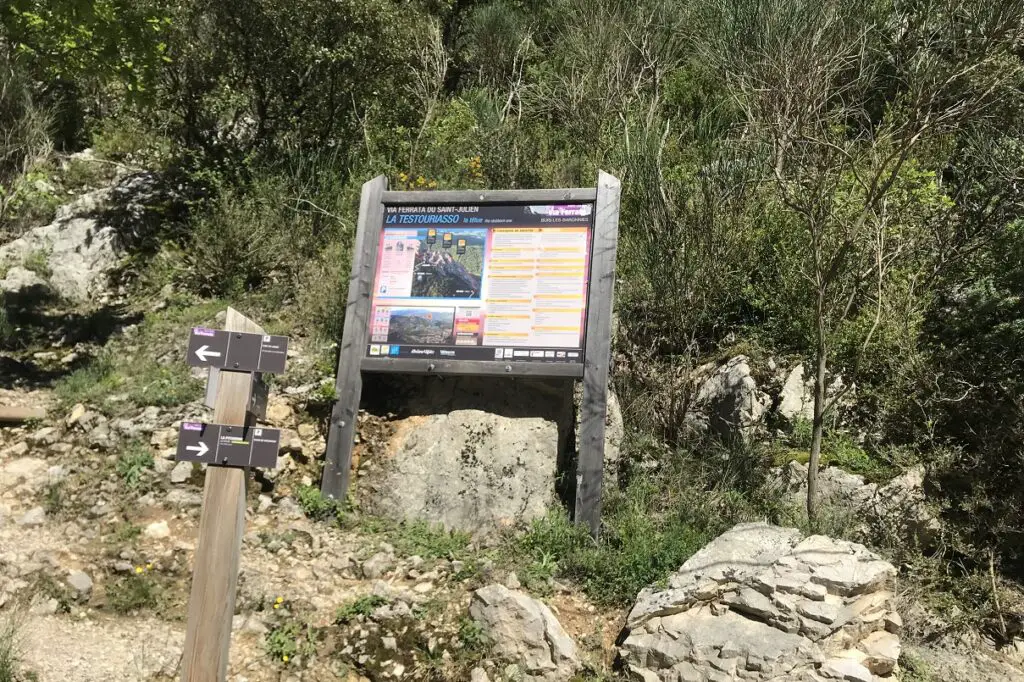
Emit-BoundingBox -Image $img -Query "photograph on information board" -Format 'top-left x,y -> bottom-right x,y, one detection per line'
366,203 -> 593,363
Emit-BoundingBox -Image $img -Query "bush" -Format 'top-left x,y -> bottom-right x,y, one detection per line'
0,612 -> 27,682
116,442 -> 154,490
296,241 -> 348,341
21,249 -> 51,279
334,594 -> 387,624
295,485 -> 344,522
107,572 -> 159,614
54,300 -> 217,413
265,620 -> 316,663
509,443 -> 780,606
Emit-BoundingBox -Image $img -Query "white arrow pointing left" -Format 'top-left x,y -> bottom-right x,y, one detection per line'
185,441 -> 209,458
194,345 -> 221,363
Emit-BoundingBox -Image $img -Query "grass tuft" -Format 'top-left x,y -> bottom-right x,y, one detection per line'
116,441 -> 154,490
334,594 -> 388,624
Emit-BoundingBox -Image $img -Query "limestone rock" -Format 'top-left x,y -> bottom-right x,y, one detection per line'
361,552 -> 393,580
359,377 -> 572,538
778,364 -> 815,422
266,398 -> 294,426
820,657 -> 874,682
604,388 -> 624,487
781,461 -> 940,550
67,570 -> 93,598
620,522 -> 900,682
0,266 -> 47,295
0,458 -> 49,493
858,630 -> 900,675
0,173 -> 156,301
29,427 -> 59,446
169,461 -> 192,484
144,520 -> 171,539
691,356 -> 771,441
66,403 -> 87,427
18,507 -> 46,526
470,584 -> 580,680
872,466 -> 940,548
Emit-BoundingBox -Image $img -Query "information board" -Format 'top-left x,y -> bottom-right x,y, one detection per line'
365,203 -> 594,364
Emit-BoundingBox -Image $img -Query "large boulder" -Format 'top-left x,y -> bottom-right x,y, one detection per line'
0,266 -> 48,296
470,584 -> 581,680
620,522 -> 901,682
0,172 -> 156,302
690,356 -> 771,441
781,461 -> 878,511
780,462 -> 939,549
357,377 -> 573,538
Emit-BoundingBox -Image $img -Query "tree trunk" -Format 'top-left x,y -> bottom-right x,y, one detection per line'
806,337 -> 828,527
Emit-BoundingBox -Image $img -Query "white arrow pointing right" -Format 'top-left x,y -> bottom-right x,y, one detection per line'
185,441 -> 210,458
194,345 -> 222,363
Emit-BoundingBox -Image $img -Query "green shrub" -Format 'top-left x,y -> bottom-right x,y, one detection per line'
357,517 -> 472,561
457,616 -> 490,654
265,621 -> 316,663
107,572 -> 159,614
21,249 -> 51,279
0,612 -> 26,682
54,356 -> 119,408
0,304 -> 11,347
295,485 -> 344,522
296,241 -> 348,341
899,651 -> 934,682
334,594 -> 388,624
789,418 -> 813,449
116,442 -> 154,490
54,301 -> 217,413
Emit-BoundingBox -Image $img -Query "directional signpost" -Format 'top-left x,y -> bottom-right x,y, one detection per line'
179,309 -> 289,682
187,327 -> 289,374
176,422 -> 280,468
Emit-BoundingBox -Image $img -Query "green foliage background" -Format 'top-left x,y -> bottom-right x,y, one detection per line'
2,0 -> 1024,617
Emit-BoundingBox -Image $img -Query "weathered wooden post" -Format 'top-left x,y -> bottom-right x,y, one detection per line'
178,308 -> 288,681
322,173 -> 622,536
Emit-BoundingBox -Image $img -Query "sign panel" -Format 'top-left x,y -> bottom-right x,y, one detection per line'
366,203 -> 593,364
187,328 -> 289,374
176,421 -> 280,468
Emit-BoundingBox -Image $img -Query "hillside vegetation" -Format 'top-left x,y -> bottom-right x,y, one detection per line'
2,0 -> 1024,675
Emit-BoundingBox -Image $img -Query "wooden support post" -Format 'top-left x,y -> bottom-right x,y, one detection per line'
576,171 -> 621,537
180,308 -> 264,682
0,406 -> 47,423
321,175 -> 387,501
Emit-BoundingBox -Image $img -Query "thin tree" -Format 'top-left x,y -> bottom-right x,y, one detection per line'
702,0 -> 1024,523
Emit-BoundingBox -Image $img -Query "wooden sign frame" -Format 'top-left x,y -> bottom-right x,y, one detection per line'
321,173 -> 621,535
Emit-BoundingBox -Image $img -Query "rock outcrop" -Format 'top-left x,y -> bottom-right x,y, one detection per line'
470,584 -> 581,681
780,462 -> 940,548
777,364 -> 815,422
620,522 -> 902,682
0,171 -> 157,301
689,356 -> 771,441
358,377 -> 573,538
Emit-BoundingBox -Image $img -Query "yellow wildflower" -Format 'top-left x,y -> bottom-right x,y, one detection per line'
275,596 -> 284,604
283,655 -> 289,663
134,566 -> 143,574
146,562 -> 154,570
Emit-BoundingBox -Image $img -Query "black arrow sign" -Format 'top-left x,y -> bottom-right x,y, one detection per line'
176,421 -> 280,468
187,327 -> 289,374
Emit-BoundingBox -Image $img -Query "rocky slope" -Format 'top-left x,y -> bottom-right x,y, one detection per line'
2,157 -> 1023,682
